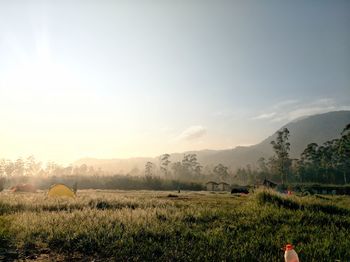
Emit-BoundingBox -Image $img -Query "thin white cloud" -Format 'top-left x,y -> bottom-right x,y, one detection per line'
253,98 -> 350,123
252,99 -> 298,120
176,125 -> 207,141
287,106 -> 335,121
252,112 -> 277,120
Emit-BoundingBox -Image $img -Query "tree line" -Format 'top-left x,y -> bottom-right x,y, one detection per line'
1,122 -> 349,188
0,156 -> 103,177
243,123 -> 350,185
144,153 -> 231,183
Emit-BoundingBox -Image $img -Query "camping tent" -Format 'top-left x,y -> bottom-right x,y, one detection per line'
48,184 -> 75,198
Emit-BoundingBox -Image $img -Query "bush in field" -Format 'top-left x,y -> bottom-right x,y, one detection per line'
256,190 -> 349,215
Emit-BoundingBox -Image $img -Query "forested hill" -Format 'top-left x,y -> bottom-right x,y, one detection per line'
200,110 -> 350,168
75,110 -> 350,172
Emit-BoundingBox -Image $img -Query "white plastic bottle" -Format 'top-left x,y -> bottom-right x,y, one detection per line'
284,244 -> 299,262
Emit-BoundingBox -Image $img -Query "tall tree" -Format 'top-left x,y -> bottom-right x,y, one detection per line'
270,128 -> 291,184
181,154 -> 201,177
159,154 -> 171,178
300,143 -> 320,182
13,158 -> 25,176
171,162 -> 183,179
145,161 -> 155,179
213,164 -> 229,181
25,156 -> 42,176
337,124 -> 350,184
301,143 -> 319,164
4,160 -> 15,176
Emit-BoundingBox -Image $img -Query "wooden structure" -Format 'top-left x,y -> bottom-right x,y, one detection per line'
218,182 -> 230,191
206,181 -> 219,191
262,178 -> 278,188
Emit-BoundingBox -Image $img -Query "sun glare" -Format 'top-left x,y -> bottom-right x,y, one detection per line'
4,61 -> 75,93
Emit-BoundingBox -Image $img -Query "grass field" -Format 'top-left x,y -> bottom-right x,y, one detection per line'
1,189 -> 350,261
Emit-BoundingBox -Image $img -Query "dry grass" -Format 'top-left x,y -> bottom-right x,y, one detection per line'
0,189 -> 350,261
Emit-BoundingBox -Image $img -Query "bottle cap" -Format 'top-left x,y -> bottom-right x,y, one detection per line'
285,244 -> 294,251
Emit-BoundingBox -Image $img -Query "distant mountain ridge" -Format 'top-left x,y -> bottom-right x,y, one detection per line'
74,111 -> 350,173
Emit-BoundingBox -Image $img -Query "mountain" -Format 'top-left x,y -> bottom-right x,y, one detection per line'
74,111 -> 350,173
198,110 -> 350,168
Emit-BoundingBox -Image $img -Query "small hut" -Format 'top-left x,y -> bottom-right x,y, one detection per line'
262,178 -> 278,188
206,181 -> 219,191
218,182 -> 230,191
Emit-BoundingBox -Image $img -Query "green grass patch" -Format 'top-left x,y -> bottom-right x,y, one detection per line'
0,190 -> 350,261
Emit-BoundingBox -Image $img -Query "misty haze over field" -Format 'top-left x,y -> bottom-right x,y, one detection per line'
1,2 -> 350,261
0,0 -> 349,166
75,111 -> 350,173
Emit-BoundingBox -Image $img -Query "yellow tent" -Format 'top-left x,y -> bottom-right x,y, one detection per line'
48,184 -> 75,198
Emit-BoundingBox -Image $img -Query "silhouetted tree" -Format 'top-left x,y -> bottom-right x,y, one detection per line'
145,162 -> 154,179
171,162 -> 183,179
160,154 -> 171,177
213,164 -> 229,181
337,124 -> 350,184
270,128 -> 291,184
181,154 -> 202,178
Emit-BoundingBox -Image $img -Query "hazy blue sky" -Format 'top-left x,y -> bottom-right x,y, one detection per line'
0,0 -> 349,163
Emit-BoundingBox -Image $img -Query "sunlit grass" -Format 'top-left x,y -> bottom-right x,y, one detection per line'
0,190 -> 350,261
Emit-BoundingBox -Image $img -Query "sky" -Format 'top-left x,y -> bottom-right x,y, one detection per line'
0,0 -> 349,164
